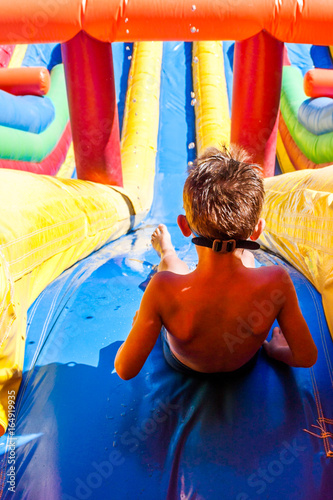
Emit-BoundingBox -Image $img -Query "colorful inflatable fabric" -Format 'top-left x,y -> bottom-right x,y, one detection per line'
280,65 -> 333,164
0,2 -> 332,498
298,97 -> 333,136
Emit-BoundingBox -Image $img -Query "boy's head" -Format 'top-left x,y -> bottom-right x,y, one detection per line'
183,144 -> 265,241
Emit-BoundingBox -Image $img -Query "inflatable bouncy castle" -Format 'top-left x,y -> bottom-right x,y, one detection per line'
0,1 -> 332,498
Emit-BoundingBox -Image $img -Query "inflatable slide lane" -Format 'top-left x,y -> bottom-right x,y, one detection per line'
0,39 -> 331,500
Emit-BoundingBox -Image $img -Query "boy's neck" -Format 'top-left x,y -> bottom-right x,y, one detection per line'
195,245 -> 245,272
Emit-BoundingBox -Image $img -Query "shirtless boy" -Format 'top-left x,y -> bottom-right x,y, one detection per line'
115,145 -> 317,379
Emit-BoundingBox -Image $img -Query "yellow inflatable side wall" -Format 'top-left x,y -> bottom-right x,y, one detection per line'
192,41 -> 230,155
0,41 -> 162,433
121,42 -> 162,216
259,166 -> 333,339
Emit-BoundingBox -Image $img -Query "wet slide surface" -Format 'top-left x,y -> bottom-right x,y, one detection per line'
0,42 -> 333,499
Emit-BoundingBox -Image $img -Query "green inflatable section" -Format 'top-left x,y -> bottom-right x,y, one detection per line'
280,65 -> 333,164
0,64 -> 69,162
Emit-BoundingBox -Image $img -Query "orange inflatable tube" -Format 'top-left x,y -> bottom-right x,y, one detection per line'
0,67 -> 50,96
304,69 -> 333,98
1,0 -> 333,45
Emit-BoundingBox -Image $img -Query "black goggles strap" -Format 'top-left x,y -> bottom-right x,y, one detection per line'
192,236 -> 260,253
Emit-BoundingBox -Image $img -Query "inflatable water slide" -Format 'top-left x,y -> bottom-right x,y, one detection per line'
0,1 -> 332,499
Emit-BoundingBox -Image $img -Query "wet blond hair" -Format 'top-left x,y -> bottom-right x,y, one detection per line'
183,144 -> 264,240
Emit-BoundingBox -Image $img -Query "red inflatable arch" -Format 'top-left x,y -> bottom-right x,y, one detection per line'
1,0 -> 332,180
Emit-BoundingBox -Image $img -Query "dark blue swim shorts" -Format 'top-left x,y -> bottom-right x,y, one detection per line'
160,327 -> 258,377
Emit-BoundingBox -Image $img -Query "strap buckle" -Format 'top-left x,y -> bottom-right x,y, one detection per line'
212,239 -> 236,253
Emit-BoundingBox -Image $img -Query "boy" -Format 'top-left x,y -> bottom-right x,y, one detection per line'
115,145 -> 317,379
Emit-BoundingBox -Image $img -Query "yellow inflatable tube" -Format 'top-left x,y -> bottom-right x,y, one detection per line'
0,41 -> 162,434
192,41 -> 230,154
259,166 -> 333,339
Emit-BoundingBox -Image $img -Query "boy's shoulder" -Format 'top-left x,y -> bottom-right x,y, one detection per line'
147,269 -> 190,295
149,270 -> 187,287
252,263 -> 294,300
251,263 -> 291,287
255,263 -> 289,279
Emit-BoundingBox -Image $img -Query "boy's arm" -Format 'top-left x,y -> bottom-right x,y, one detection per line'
263,269 -> 318,368
114,275 -> 163,380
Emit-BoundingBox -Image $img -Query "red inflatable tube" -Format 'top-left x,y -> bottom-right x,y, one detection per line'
0,66 -> 51,96
304,69 -> 333,98
0,122 -> 71,175
231,31 -> 284,177
2,0 -> 333,45
62,31 -> 122,186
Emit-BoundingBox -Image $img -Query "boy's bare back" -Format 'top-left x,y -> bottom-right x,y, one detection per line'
115,145 -> 317,379
150,256 -> 288,373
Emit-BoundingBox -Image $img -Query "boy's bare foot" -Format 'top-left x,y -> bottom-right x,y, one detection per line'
151,224 -> 190,274
151,224 -> 175,258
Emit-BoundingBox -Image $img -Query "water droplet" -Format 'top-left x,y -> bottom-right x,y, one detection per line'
196,28 -> 199,32
128,55 -> 132,60
113,441 -> 117,447
133,98 -> 136,103
121,412 -> 126,416
135,112 -> 138,116
192,4 -> 196,11
190,26 -> 196,33
126,29 -> 129,34
191,91 -> 195,98
188,142 -> 195,150
126,46 -> 130,50
193,56 -> 199,63
188,161 -> 193,167
191,98 -> 196,106
125,17 -> 129,23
